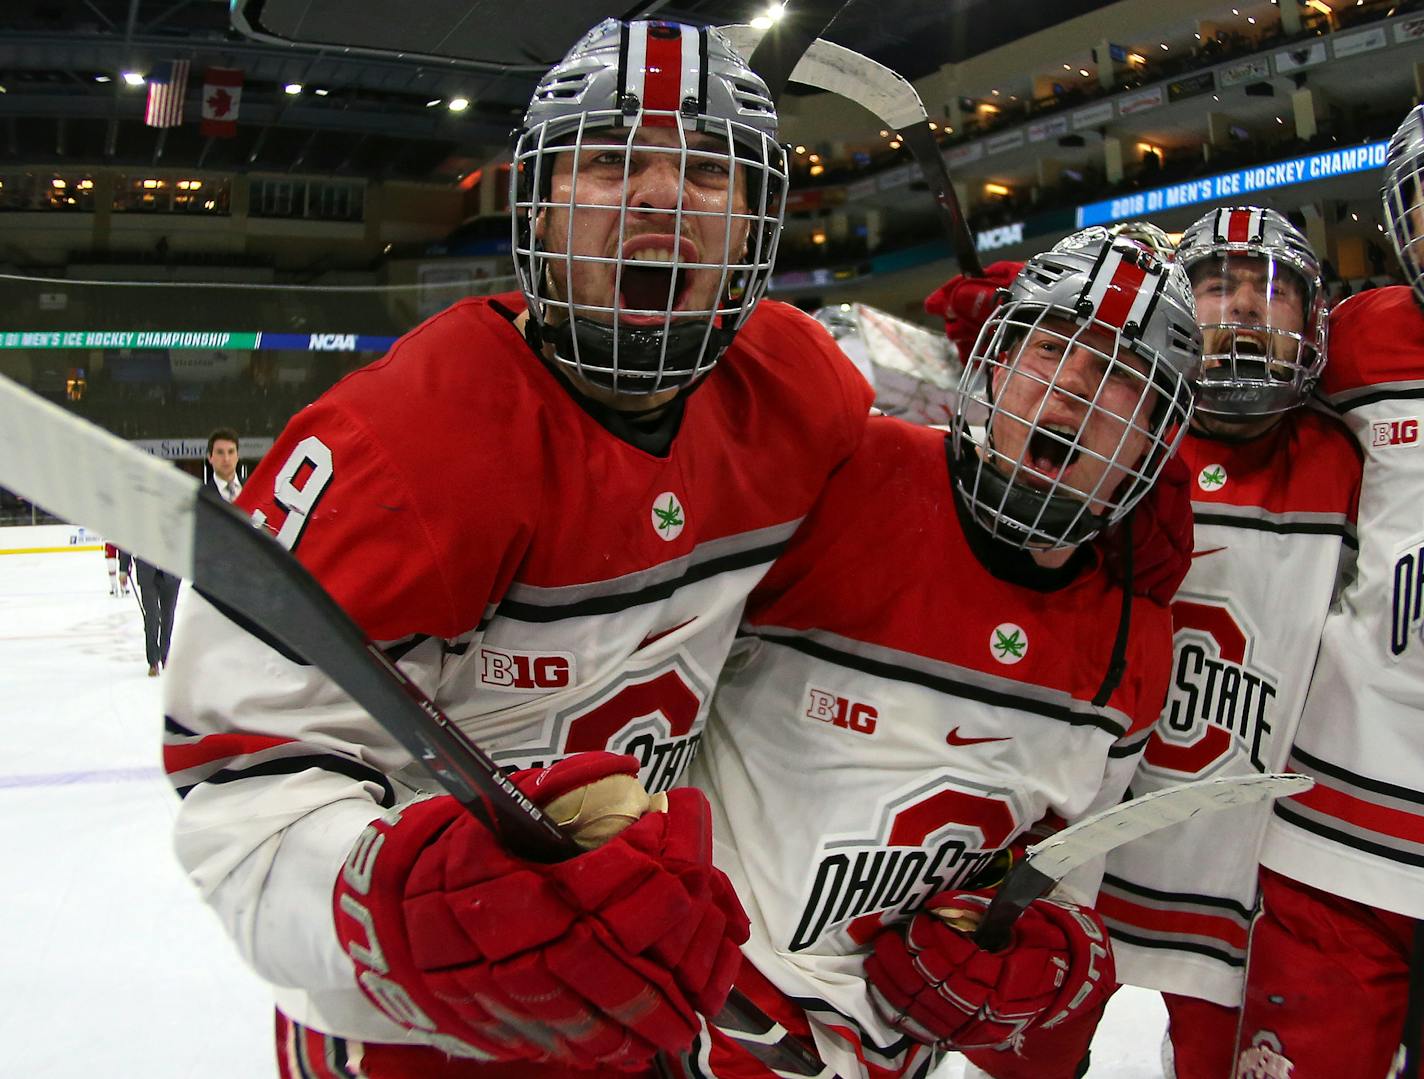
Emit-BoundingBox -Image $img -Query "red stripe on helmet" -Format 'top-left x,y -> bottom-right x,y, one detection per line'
641,23 -> 684,126
1093,256 -> 1149,329
1226,209 -> 1252,243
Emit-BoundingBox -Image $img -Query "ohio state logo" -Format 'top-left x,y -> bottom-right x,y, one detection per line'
492,657 -> 711,793
787,777 -> 1028,952
1151,598 -> 1279,775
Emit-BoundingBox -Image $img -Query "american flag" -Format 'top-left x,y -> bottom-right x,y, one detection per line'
144,59 -> 190,128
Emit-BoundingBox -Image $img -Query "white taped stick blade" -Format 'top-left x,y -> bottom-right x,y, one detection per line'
1025,773 -> 1314,883
0,374 -> 200,577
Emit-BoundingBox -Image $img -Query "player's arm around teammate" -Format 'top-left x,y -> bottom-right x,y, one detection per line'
684,230 -> 1201,1079
161,19 -> 877,1079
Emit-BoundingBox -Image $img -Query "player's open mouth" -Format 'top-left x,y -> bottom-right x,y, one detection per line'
1027,424 -> 1082,482
617,238 -> 697,321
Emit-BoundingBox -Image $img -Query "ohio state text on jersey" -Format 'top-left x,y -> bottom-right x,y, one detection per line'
688,417 -> 1173,1078
161,293 -> 873,1045
1099,410 -> 1360,1006
1261,287 -> 1424,919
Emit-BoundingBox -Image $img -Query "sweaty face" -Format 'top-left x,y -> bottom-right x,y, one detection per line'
987,315 -> 1160,513
534,125 -> 753,326
207,439 -> 238,483
1190,254 -> 1308,370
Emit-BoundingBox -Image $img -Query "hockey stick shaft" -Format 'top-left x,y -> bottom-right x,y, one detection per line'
0,374 -> 826,1076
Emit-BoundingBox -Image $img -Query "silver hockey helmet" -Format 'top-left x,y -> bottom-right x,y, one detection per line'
511,19 -> 789,396
1176,207 -> 1326,420
1384,103 -> 1424,309
1108,220 -> 1176,260
951,229 -> 1200,550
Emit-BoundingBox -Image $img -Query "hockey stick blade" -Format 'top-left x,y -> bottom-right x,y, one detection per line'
723,27 -> 982,274
746,0 -> 852,105
972,773 -> 1314,951
0,375 -> 826,1076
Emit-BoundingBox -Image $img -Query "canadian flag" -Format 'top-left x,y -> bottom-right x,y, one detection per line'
200,67 -> 243,138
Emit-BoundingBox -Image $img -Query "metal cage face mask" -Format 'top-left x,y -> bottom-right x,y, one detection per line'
1177,208 -> 1327,419
951,234 -> 1199,551
511,19 -> 788,396
1384,104 -> 1424,310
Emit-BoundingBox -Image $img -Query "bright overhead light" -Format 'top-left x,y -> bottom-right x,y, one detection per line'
448,97 -> 470,112
1160,42 -> 1169,50
94,74 -> 111,83
122,71 -> 145,86
314,88 -> 330,96
1063,64 -> 1072,70
991,88 -> 1000,96
750,14 -> 773,28
794,144 -> 806,154
425,98 -> 442,107
1351,212 -> 1359,221
1248,15 -> 1256,23
284,83 -> 302,95
1079,68 -> 1091,77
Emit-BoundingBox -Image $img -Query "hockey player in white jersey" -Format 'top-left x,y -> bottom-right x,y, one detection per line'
975,208 -> 1361,1079
686,230 -> 1200,1078
158,18 -> 877,1079
1233,103 -> 1424,1078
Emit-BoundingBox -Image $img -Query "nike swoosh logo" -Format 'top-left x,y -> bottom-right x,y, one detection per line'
637,618 -> 696,651
1190,547 -> 1228,560
946,727 -> 1012,747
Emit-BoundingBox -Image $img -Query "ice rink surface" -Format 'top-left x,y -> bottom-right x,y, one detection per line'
0,549 -> 1169,1078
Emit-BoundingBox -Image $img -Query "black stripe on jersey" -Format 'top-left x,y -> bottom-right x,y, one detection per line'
175,753 -> 396,807
1273,802 -> 1424,868
1105,925 -> 1246,967
1292,745 -> 1424,806
498,540 -> 787,623
758,631 -> 1124,736
1332,385 -> 1424,414
164,714 -> 196,738
1101,871 -> 1255,919
1193,511 -> 1358,548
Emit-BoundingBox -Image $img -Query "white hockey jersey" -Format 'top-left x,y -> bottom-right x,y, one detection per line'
161,293 -> 873,1050
1098,409 -> 1361,1006
687,417 -> 1173,1079
1261,286 -> 1424,919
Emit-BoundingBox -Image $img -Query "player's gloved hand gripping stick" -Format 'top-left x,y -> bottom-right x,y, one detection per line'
866,774 -> 1312,1052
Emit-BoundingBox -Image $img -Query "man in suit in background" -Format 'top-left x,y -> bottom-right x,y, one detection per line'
203,427 -> 243,503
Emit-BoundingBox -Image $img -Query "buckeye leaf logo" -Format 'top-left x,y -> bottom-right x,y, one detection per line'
651,492 -> 686,541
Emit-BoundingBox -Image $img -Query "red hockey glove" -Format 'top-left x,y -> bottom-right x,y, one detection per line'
1103,452 -> 1194,606
333,751 -> 750,1069
864,890 -> 1113,1052
924,261 -> 1024,359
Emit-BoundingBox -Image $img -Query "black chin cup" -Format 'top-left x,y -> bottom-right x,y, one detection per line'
949,430 -> 1110,549
540,315 -> 736,394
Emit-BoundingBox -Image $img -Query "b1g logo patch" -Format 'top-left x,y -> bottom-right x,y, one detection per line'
477,646 -> 575,691
1235,1030 -> 1295,1078
1198,463 -> 1228,492
651,492 -> 686,541
803,686 -> 879,735
1371,417 -> 1419,448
